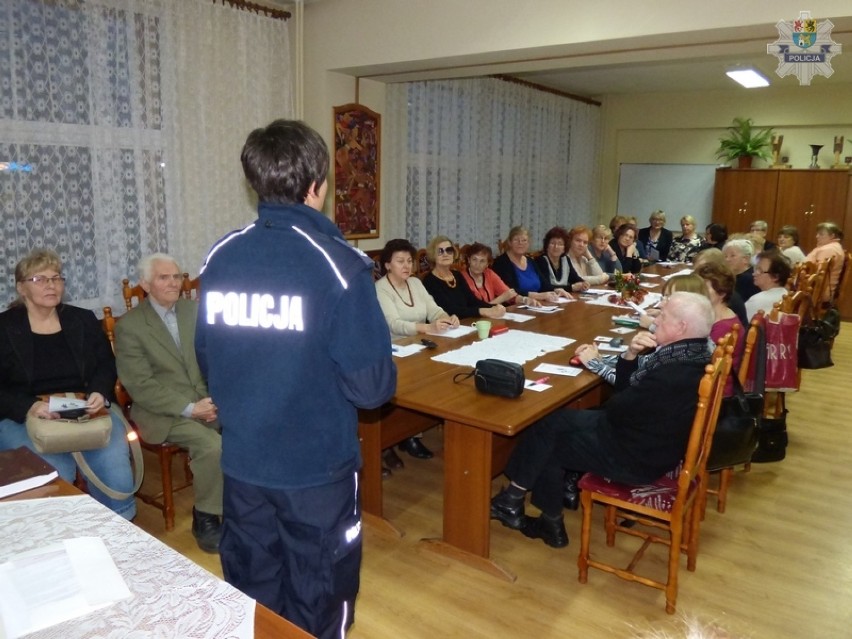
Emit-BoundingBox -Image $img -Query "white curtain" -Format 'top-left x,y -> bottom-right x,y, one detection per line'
385,78 -> 601,252
0,0 -> 292,311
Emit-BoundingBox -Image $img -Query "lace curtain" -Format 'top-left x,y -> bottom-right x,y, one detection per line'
0,0 -> 291,311
384,78 -> 601,252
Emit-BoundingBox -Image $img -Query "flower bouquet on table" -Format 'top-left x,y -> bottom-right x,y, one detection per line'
608,271 -> 647,306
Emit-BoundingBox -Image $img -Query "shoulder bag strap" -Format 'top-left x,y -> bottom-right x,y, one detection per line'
72,405 -> 144,500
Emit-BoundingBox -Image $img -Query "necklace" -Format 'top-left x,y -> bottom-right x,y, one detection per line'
433,269 -> 457,288
388,277 -> 415,307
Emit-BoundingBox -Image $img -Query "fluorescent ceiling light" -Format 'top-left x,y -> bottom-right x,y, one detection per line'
726,68 -> 770,88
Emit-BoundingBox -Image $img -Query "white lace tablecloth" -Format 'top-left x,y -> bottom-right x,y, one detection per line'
0,495 -> 254,638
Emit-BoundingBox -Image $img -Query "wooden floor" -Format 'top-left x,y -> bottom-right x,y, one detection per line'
134,325 -> 852,639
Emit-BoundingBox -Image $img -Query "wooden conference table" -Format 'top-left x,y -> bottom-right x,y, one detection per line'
358,265 -> 680,581
2,479 -> 313,639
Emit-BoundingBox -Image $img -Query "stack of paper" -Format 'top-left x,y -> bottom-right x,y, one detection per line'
0,448 -> 58,499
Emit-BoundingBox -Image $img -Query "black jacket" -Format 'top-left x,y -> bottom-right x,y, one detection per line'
638,227 -> 674,262
0,304 -> 116,423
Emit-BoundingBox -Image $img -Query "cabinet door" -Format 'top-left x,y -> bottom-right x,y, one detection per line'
776,170 -> 850,252
712,170 -> 780,235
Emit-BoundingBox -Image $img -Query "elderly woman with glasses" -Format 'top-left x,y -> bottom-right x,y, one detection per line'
492,226 -> 572,304
423,236 -> 505,319
0,249 -> 136,519
746,250 -> 792,320
533,226 -> 587,294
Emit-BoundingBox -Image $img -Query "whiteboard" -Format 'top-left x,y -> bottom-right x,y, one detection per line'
616,163 -> 717,232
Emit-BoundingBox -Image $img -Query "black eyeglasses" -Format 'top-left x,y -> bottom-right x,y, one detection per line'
22,275 -> 66,286
437,246 -> 455,256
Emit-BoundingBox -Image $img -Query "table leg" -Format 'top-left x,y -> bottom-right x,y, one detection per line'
420,419 -> 516,582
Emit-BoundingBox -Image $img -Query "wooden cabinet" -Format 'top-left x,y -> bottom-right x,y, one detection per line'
713,168 -> 850,248
712,169 -> 780,235
776,171 -> 850,246
714,168 -> 852,319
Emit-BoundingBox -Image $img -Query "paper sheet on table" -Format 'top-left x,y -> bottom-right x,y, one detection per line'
426,325 -> 477,338
598,343 -> 629,353
640,272 -> 661,279
661,269 -> 693,281
523,379 -> 552,392
520,305 -> 560,313
502,312 -> 535,322
585,288 -> 611,296
392,344 -> 426,357
640,282 -> 659,289
533,363 -> 583,377
655,261 -> 683,267
432,330 -> 575,367
0,537 -> 131,639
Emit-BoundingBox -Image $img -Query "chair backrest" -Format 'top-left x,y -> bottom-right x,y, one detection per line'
181,273 -> 201,300
737,311 -> 764,385
810,256 -> 834,307
122,278 -> 146,310
682,339 -> 733,499
776,289 -> 811,321
101,306 -> 133,413
832,251 -> 852,306
415,248 -> 430,278
786,261 -> 811,292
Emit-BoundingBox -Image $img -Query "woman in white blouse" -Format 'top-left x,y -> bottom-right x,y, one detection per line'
375,238 -> 459,337
374,238 -> 458,463
566,225 -> 608,287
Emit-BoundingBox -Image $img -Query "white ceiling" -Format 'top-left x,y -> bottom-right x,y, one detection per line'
276,4 -> 852,97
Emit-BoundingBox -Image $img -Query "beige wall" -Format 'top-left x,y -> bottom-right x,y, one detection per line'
298,0 -> 852,245
599,83 -> 852,223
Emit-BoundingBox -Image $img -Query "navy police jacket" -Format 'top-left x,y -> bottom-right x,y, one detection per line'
195,202 -> 397,489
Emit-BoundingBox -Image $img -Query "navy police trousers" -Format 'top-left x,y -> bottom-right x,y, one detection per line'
221,473 -> 362,639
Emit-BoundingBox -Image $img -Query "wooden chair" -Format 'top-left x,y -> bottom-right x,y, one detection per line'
704,314 -> 764,514
105,296 -> 194,531
808,257 -> 833,317
364,249 -> 384,282
181,273 -> 200,300
832,251 -> 852,308
785,261 -> 811,293
415,248 -> 431,278
577,337 -> 732,614
122,278 -> 146,310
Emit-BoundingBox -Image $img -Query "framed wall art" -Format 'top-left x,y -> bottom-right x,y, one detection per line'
333,103 -> 380,239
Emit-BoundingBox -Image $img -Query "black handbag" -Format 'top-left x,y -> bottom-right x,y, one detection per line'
707,323 -> 765,471
708,371 -> 762,471
798,306 -> 839,370
453,359 -> 525,398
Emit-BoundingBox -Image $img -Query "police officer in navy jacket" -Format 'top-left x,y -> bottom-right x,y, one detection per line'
195,120 -> 396,639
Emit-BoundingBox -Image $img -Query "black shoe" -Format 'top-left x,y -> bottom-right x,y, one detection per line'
399,436 -> 433,459
383,447 -> 405,469
382,466 -> 392,479
490,489 -> 526,530
192,508 -> 222,554
521,515 -> 569,548
563,471 -> 581,511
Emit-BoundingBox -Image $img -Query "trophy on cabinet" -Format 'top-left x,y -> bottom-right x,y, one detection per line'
770,134 -> 790,168
832,136 -> 849,169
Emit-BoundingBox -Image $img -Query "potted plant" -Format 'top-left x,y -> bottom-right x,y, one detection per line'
715,117 -> 775,168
